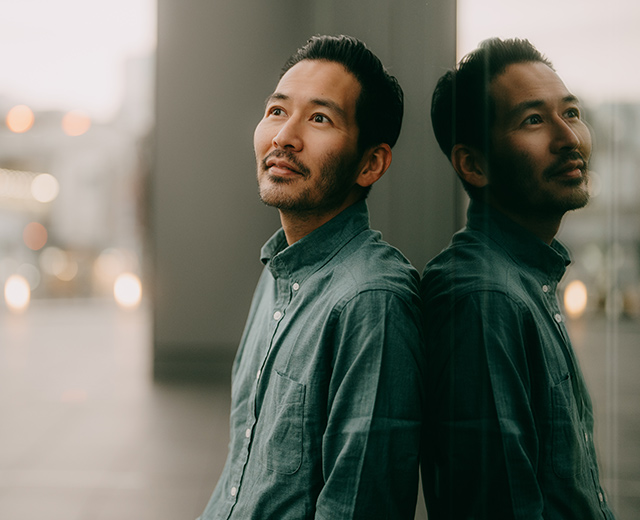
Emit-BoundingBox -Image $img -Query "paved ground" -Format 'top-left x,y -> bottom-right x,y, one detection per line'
0,299 -> 637,519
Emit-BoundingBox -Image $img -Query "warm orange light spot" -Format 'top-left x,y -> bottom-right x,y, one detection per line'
61,110 -> 91,136
23,222 -> 48,251
114,273 -> 142,309
31,173 -> 60,203
6,105 -> 35,133
564,280 -> 588,319
5,274 -> 30,312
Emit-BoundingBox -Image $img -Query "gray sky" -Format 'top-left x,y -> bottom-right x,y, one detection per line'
0,0 -> 155,122
458,0 -> 640,104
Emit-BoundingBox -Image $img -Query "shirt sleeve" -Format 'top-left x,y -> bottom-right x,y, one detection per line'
314,289 -> 424,520
423,290 -> 544,520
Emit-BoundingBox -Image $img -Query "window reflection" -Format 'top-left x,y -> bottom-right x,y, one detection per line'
458,1 -> 640,516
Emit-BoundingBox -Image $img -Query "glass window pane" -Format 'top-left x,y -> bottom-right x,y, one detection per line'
458,1 -> 640,516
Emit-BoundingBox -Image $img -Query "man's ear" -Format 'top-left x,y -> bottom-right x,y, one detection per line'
355,143 -> 392,188
451,144 -> 489,189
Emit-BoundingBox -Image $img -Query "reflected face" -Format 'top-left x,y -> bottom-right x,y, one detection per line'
254,60 -> 363,215
487,61 -> 592,217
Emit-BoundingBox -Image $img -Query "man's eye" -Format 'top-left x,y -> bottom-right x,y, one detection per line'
565,107 -> 581,118
523,114 -> 543,125
269,107 -> 284,116
312,114 -> 330,123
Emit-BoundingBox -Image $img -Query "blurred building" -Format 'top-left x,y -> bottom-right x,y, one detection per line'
0,53 -> 153,304
559,102 -> 640,320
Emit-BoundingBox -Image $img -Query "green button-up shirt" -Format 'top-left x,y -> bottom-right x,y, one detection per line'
421,200 -> 615,519
200,201 -> 424,520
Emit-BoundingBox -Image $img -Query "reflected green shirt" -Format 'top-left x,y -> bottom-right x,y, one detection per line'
200,201 -> 424,520
421,200 -> 615,519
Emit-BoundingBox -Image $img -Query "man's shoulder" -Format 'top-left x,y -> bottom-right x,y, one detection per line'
330,229 -> 420,301
421,227 -> 519,302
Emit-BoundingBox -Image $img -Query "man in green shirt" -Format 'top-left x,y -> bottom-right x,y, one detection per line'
422,38 -> 615,519
198,35 -> 424,520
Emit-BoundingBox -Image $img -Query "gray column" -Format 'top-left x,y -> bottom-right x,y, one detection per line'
152,0 -> 457,379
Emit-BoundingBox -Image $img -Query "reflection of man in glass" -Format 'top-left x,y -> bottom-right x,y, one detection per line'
197,35 -> 424,520
422,38 -> 616,519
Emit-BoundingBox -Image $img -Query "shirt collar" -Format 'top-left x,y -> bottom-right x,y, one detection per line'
260,200 -> 371,281
466,199 -> 571,281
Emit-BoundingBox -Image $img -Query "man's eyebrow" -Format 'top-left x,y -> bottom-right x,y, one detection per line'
264,93 -> 348,121
507,99 -> 544,119
309,98 -> 348,121
563,94 -> 580,105
264,92 -> 289,106
507,95 -> 581,119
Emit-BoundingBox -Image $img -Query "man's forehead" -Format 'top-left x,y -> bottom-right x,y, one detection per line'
275,60 -> 359,98
491,61 -> 575,113
268,60 -> 360,119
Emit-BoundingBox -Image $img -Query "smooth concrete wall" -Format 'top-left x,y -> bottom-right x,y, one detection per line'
153,0 -> 457,378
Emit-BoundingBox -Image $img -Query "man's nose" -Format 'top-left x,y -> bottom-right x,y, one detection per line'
552,117 -> 580,153
272,118 -> 303,151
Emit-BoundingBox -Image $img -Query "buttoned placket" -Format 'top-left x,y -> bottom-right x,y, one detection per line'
590,468 -> 608,510
541,279 -> 569,342
226,263 -> 296,509
543,278 -> 609,513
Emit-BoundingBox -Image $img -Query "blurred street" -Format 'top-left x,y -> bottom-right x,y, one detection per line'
0,300 -> 638,519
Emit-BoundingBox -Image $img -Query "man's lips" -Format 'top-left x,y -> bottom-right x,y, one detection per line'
551,159 -> 586,179
265,157 -> 305,177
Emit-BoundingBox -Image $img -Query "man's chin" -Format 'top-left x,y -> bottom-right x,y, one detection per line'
566,191 -> 590,211
258,187 -> 305,211
545,187 -> 590,214
562,179 -> 590,208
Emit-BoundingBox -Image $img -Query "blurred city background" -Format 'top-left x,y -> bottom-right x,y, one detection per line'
0,0 -> 638,519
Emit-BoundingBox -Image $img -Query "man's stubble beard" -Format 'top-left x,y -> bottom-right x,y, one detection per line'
487,150 -> 591,218
257,149 -> 362,218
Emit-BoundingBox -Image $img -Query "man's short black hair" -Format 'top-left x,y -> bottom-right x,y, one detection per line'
431,37 -> 553,199
282,34 -> 404,153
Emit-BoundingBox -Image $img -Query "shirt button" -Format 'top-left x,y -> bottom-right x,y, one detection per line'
542,284 -> 550,293
231,486 -> 237,497
598,492 -> 604,503
273,311 -> 282,320
554,313 -> 563,323
585,432 -> 589,443
292,282 -> 300,291
245,428 -> 251,438
256,369 -> 261,379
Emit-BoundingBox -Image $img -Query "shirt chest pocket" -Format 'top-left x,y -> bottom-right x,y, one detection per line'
551,374 -> 587,479
258,370 -> 305,475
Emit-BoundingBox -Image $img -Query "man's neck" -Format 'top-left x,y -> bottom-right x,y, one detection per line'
486,198 -> 563,245
279,197 -> 359,245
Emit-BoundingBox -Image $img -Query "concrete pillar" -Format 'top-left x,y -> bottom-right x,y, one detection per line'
153,0 -> 457,379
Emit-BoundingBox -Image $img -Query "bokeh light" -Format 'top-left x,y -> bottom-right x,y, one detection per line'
93,248 -> 128,294
17,263 -> 41,291
6,104 -> 34,133
94,248 -> 126,280
4,274 -> 31,312
31,173 -> 60,203
564,280 -> 588,319
114,272 -> 142,309
39,247 -> 78,281
23,222 -> 48,251
61,110 -> 92,136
